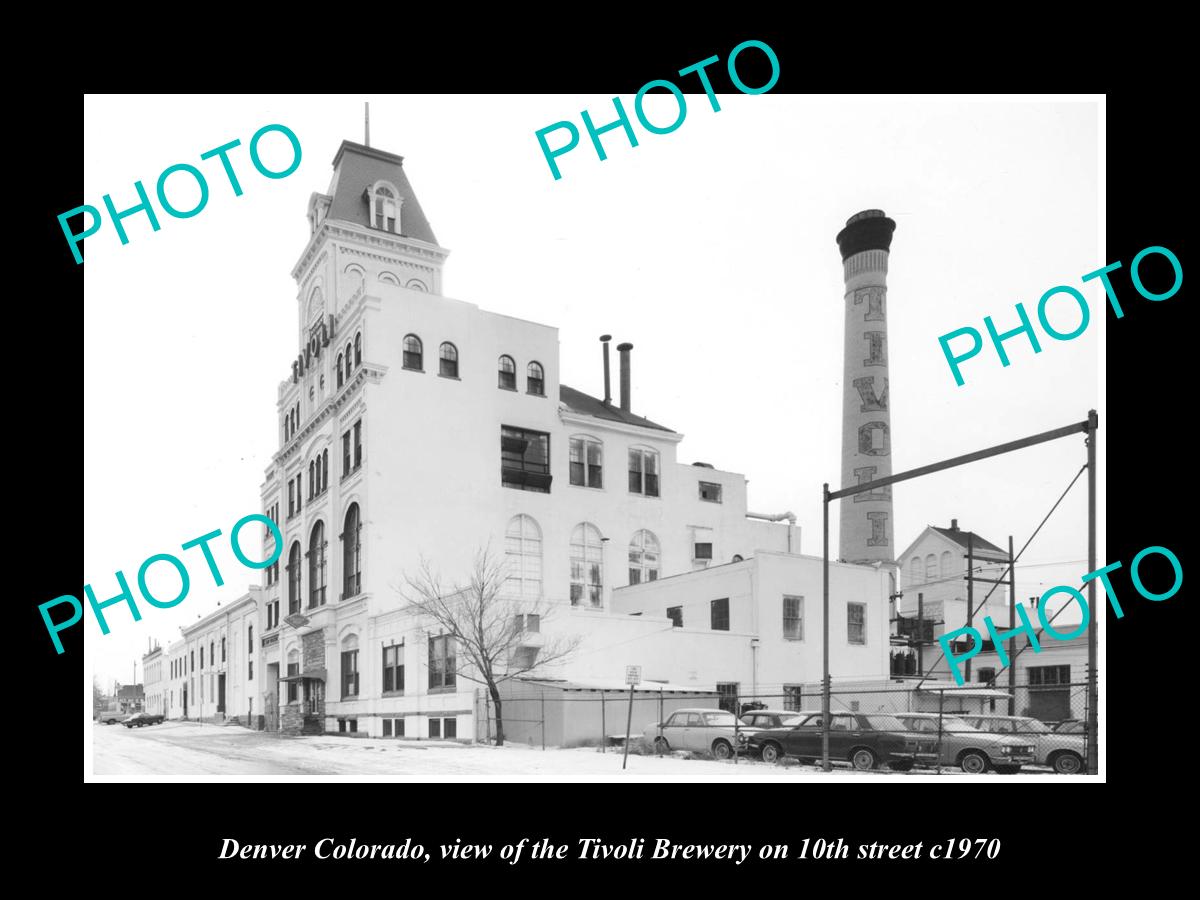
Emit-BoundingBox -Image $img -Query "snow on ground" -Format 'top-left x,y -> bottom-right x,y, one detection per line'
94,721 -> 1040,781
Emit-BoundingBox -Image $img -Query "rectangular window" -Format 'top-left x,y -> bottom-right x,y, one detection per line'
501,426 -> 552,493
248,660 -> 253,681
628,448 -> 660,496
569,437 -> 603,488
847,602 -> 866,645
200,647 -> 204,668
287,481 -> 295,518
382,644 -> 405,694
783,685 -> 803,712
444,717 -> 457,739
699,481 -> 722,503
342,430 -> 351,476
395,717 -> 405,737
1028,664 -> 1070,686
514,614 -> 540,633
429,717 -> 441,739
221,637 -> 226,662
296,474 -> 302,513
341,650 -> 359,699
783,595 -> 804,641
353,421 -> 362,469
694,542 -> 713,561
383,718 -> 392,737
711,597 -> 730,631
286,662 -> 299,703
666,606 -> 683,628
428,635 -> 456,691
977,667 -> 996,684
716,683 -> 739,714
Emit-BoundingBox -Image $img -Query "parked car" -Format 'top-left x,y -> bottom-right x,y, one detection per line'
748,712 -> 939,771
1052,719 -> 1085,734
739,709 -> 814,730
961,714 -> 1087,774
644,708 -> 750,759
894,713 -> 1034,774
124,712 -> 164,728
97,711 -> 130,725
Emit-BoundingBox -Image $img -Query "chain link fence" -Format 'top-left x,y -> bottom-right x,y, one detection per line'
473,681 -> 1094,774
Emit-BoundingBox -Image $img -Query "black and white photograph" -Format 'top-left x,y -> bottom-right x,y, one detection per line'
76,90 -> 1115,786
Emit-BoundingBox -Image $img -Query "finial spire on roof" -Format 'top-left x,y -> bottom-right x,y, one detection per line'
364,102 -> 370,148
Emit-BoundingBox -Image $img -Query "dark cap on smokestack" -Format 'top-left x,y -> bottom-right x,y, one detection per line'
600,335 -> 612,405
617,342 -> 633,412
835,209 -> 896,261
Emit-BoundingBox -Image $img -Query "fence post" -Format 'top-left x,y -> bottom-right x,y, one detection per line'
733,691 -> 740,765
484,690 -> 492,745
601,691 -> 606,753
541,691 -> 545,751
937,689 -> 945,776
658,694 -> 664,755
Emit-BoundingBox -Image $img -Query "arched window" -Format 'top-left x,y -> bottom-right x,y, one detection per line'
527,361 -> 545,396
342,503 -> 362,599
354,332 -> 362,367
504,515 -> 543,600
287,542 -> 302,615
308,521 -> 327,608
732,554 -> 745,563
570,523 -> 604,608
910,557 -> 922,586
336,353 -> 344,388
439,342 -> 459,378
321,449 -> 329,493
925,554 -> 938,580
498,355 -> 516,390
569,435 -> 603,488
941,550 -> 954,579
628,447 -> 660,497
344,342 -> 353,382
372,184 -> 399,232
403,335 -> 423,370
628,530 -> 660,585
308,460 -> 315,499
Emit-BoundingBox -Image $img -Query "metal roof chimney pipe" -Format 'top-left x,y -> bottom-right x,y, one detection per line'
600,335 -> 613,405
617,342 -> 633,412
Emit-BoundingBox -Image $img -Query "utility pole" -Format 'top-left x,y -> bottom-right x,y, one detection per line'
965,533 -> 974,683
1007,536 -> 1016,716
1085,409 -> 1099,775
916,593 -> 924,675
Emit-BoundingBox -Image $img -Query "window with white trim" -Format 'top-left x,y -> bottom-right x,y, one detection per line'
569,436 -> 603,488
628,447 -> 660,496
628,529 -> 660,585
504,515 -> 543,599
569,523 -> 603,608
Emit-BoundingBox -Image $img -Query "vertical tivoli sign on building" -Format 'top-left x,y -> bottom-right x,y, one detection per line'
837,210 -> 897,564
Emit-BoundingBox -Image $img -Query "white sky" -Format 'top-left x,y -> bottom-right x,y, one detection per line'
83,94 -> 1101,689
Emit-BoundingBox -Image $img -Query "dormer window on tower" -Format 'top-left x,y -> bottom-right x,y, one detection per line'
367,182 -> 402,234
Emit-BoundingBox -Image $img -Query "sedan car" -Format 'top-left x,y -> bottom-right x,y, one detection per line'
748,712 -> 938,771
894,713 -> 1034,774
1052,720 -> 1085,734
98,712 -> 130,725
961,714 -> 1087,774
644,708 -> 750,759
739,709 -> 815,730
123,712 -> 164,728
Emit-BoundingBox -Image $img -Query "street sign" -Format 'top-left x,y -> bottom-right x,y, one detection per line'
625,665 -> 641,685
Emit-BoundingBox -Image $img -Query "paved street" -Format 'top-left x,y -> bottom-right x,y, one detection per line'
92,721 -> 1012,779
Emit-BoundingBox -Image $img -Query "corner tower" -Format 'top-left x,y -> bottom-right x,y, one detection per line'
836,209 -> 896,564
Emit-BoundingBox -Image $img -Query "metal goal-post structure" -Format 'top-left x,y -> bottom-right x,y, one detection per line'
821,410 -> 1099,774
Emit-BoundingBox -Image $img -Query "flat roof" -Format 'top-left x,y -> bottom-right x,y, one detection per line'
516,677 -> 716,694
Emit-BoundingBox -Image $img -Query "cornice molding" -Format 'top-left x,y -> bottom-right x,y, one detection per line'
271,363 -> 387,468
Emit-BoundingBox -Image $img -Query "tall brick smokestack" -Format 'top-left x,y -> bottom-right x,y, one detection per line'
836,210 -> 896,564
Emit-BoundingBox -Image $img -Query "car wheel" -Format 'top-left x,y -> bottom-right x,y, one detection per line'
760,742 -> 783,764
654,737 -> 670,754
993,765 -> 1021,774
1051,752 -> 1083,775
851,748 -> 878,771
959,751 -> 989,774
712,740 -> 732,760
889,760 -> 914,772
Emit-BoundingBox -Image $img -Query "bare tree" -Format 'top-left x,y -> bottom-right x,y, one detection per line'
93,676 -> 105,718
401,547 -> 582,746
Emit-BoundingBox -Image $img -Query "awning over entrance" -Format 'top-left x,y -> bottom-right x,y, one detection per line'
279,668 -> 327,683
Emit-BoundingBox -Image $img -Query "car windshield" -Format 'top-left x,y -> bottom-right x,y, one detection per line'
779,715 -> 805,726
939,717 -> 978,732
705,712 -> 738,727
861,715 -> 906,731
